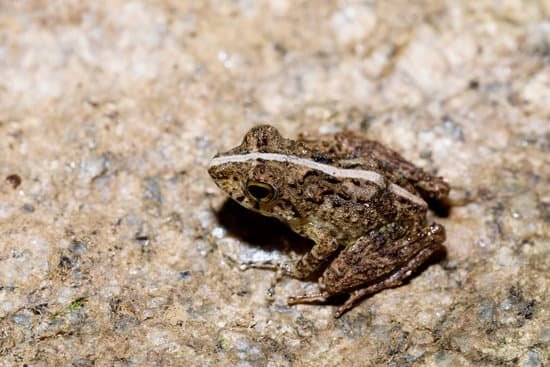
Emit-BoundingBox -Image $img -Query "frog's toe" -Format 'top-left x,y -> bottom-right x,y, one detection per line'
288,292 -> 329,305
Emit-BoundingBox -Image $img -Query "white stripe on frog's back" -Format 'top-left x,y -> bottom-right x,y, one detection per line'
209,152 -> 427,207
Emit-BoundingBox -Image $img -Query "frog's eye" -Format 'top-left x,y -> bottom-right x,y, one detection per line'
246,181 -> 276,202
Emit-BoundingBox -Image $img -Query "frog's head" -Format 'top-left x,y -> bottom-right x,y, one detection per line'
208,125 -> 299,220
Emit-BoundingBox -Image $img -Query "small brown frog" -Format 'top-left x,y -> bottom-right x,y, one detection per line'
208,125 -> 449,317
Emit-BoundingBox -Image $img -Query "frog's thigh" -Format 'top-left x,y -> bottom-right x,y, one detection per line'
321,223 -> 445,295
333,243 -> 440,318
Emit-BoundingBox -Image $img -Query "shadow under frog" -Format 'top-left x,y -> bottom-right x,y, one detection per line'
216,199 -> 313,261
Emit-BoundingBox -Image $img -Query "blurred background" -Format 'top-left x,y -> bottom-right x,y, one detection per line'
0,1 -> 548,366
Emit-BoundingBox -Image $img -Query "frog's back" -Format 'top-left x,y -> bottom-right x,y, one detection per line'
297,131 -> 449,206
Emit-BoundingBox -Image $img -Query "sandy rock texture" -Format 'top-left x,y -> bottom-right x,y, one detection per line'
0,1 -> 548,366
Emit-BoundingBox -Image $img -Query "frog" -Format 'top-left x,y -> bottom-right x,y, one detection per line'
208,125 -> 450,318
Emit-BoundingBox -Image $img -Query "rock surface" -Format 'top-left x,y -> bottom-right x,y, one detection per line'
0,1 -> 548,366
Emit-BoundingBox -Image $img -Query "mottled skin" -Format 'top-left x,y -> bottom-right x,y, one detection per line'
208,125 -> 449,317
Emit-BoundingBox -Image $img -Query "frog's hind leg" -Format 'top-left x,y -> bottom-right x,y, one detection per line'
333,227 -> 444,318
286,241 -> 437,310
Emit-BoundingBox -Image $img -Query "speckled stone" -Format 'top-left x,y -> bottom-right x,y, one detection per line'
0,1 -> 548,366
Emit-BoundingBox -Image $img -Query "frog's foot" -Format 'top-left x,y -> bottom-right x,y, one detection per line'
334,290 -> 369,318
287,292 -> 330,305
238,260 -> 293,300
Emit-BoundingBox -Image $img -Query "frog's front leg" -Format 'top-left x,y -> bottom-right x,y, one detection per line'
287,227 -> 340,280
